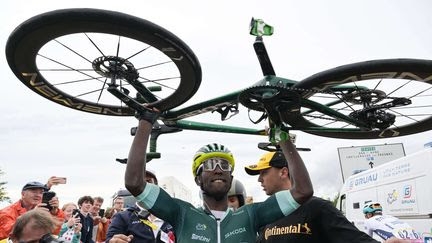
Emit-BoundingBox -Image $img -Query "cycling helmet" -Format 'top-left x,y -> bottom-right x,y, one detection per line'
192,143 -> 235,177
228,179 -> 247,207
363,202 -> 383,214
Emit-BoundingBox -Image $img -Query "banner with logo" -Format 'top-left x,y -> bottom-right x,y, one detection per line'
338,143 -> 405,182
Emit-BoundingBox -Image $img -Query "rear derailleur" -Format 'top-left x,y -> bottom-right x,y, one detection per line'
349,97 -> 411,130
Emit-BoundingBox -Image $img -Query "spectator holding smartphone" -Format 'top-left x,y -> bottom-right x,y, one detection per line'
58,203 -> 82,243
90,197 -> 109,243
0,180 -> 64,240
46,176 -> 67,189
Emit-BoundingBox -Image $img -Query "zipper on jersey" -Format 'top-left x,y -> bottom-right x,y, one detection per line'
217,219 -> 221,243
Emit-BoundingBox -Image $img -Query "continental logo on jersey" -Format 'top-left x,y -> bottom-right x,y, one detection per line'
264,223 -> 312,240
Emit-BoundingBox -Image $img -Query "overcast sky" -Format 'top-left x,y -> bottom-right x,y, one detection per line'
1,0 -> 432,208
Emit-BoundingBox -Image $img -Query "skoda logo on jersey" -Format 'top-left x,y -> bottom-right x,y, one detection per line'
195,223 -> 207,230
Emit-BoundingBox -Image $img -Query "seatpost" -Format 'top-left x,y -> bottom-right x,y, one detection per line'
253,36 -> 276,76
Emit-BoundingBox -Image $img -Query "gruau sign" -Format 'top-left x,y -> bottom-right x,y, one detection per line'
337,143 -> 405,182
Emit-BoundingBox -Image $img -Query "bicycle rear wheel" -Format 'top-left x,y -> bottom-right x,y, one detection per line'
6,8 -> 201,116
292,59 -> 432,139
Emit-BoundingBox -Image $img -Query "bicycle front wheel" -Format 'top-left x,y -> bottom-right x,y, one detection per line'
6,8 -> 201,116
292,59 -> 432,139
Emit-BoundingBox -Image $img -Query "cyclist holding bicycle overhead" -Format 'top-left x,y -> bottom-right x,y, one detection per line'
123,109 -> 313,243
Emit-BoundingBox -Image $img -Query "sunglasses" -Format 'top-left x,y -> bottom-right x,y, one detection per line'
201,158 -> 232,172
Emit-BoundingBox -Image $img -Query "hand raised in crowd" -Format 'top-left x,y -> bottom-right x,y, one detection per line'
48,196 -> 60,214
67,214 -> 81,228
109,234 -> 134,243
46,176 -> 66,189
74,222 -> 82,234
35,203 -> 50,211
93,215 -> 102,225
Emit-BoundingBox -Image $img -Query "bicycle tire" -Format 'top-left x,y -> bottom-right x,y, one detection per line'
6,8 -> 201,116
291,59 -> 432,139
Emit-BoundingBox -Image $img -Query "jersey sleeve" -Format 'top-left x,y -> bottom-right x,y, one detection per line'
317,199 -> 379,243
135,183 -> 182,227
252,190 -> 300,229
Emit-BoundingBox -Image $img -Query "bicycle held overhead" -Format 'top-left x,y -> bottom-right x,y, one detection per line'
6,8 -> 432,159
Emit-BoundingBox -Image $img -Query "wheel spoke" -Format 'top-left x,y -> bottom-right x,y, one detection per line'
137,61 -> 172,70
39,68 -> 94,71
139,76 -> 176,90
305,104 -> 350,122
408,86 -> 432,99
84,33 -> 105,57
53,76 -> 105,86
388,108 -> 420,122
97,78 -> 108,103
309,94 -> 336,99
385,80 -> 412,98
417,94 -> 432,97
54,39 -> 93,64
116,36 -> 121,58
138,76 -> 179,91
330,91 -> 356,112
120,79 -> 123,107
38,54 -> 105,83
372,79 -> 383,91
322,120 -> 338,127
392,104 -> 432,110
394,113 -> 432,117
75,87 -> 106,98
125,46 -> 151,60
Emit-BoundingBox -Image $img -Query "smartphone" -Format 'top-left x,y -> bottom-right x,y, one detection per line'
72,208 -> 80,217
98,208 -> 105,217
42,191 -> 56,211
57,177 -> 67,184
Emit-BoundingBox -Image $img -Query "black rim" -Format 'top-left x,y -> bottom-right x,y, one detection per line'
293,59 -> 432,138
6,9 -> 201,116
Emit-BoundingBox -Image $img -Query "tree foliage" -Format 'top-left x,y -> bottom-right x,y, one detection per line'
0,168 -> 10,202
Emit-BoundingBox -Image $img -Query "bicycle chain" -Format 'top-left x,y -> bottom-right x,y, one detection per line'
267,85 -> 401,100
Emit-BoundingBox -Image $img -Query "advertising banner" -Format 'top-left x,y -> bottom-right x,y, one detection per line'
337,143 -> 405,182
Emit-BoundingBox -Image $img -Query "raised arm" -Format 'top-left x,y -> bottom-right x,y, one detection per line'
279,139 -> 313,204
125,109 -> 159,197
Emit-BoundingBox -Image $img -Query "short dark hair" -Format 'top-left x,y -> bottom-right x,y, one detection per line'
78,195 -> 94,207
11,209 -> 57,240
93,196 -> 104,203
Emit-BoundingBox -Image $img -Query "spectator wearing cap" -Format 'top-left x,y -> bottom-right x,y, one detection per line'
0,180 -> 64,239
244,151 -> 407,243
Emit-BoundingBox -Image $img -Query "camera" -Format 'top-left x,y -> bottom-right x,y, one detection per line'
72,208 -> 80,217
42,191 -> 56,211
98,208 -> 105,217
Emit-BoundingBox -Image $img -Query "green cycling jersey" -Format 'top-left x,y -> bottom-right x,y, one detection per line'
136,183 -> 300,243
